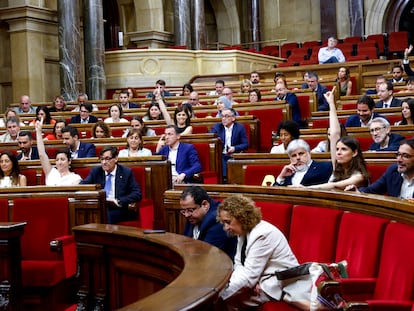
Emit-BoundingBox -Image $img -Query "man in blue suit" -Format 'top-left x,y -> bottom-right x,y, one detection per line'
346,139 -> 414,199
273,139 -> 332,186
61,125 -> 96,158
209,108 -> 248,182
17,131 -> 40,160
307,71 -> 329,111
180,185 -> 236,259
374,81 -> 402,109
81,146 -> 142,224
69,102 -> 98,124
275,84 -> 302,127
156,125 -> 202,183
119,90 -> 139,109
345,95 -> 386,128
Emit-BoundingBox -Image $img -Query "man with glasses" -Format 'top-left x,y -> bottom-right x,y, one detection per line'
185,91 -> 202,106
210,108 -> 248,183
368,117 -> 404,152
69,102 -> 98,124
81,146 -> 142,223
61,125 -> 96,158
346,139 -> 414,199
180,185 -> 236,258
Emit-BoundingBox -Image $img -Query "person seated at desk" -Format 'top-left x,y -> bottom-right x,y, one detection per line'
104,104 -> 129,124
336,66 -> 352,96
400,76 -> 414,93
367,117 -> 405,152
389,64 -> 406,83
49,95 -> 69,112
312,123 -> 347,153
61,125 -> 96,159
44,119 -> 66,141
216,195 -> 299,310
35,118 -> 81,186
318,36 -> 345,64
375,81 -> 402,109
346,139 -> 414,199
395,98 -> 414,125
17,131 -> 40,161
0,151 -> 27,187
307,71 -> 329,111
300,88 -> 370,191
180,185 -> 236,259
70,102 -> 98,124
0,117 -> 20,143
156,125 -> 202,184
0,109 -> 24,128
209,108 -> 248,182
29,105 -> 56,126
365,75 -> 387,95
146,79 -> 174,98
118,129 -> 152,157
345,95 -> 386,127
122,116 -> 156,138
275,84 -> 302,126
80,146 -> 142,224
92,121 -> 112,139
270,120 -> 300,153
273,139 -> 332,187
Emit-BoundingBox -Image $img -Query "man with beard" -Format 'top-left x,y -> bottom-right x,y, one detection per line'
345,95 -> 386,128
273,139 -> 332,186
17,131 -> 40,160
179,185 -> 236,259
346,139 -> 414,199
368,117 -> 404,152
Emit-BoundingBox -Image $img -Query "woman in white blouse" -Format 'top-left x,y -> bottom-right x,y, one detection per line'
118,128 -> 152,157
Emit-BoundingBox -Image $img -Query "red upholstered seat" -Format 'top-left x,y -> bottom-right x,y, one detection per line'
244,164 -> 284,186
256,201 -> 293,239
0,198 -> 9,221
193,142 -> 221,184
335,212 -> 388,278
20,168 -> 38,186
289,205 -> 343,263
340,222 -> 414,310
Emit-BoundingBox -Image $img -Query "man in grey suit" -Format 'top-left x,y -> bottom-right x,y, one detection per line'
274,139 -> 332,187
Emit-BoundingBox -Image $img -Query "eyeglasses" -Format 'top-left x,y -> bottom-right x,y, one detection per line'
369,126 -> 386,133
189,98 -> 198,101
221,115 -> 233,118
100,157 -> 114,162
179,205 -> 201,215
395,152 -> 414,159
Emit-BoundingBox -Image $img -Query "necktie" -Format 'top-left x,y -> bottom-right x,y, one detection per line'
104,173 -> 112,196
241,237 -> 247,265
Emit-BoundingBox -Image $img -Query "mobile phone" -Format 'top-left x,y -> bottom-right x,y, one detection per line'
143,229 -> 166,234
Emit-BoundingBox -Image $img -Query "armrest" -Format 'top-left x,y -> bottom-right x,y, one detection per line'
50,235 -> 77,278
50,235 -> 75,252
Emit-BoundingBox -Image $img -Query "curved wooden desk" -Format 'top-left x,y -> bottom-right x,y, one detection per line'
73,224 -> 232,311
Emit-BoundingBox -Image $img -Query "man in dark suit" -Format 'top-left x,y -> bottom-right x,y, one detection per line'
69,102 -> 98,124
61,125 -> 96,158
345,95 -> 387,127
17,131 -> 40,160
307,71 -> 329,111
180,185 -> 236,259
375,81 -> 402,109
119,90 -> 139,109
368,117 -> 405,152
346,139 -> 414,199
274,139 -> 332,186
275,84 -> 302,126
81,146 -> 142,224
156,125 -> 202,183
209,108 -> 248,182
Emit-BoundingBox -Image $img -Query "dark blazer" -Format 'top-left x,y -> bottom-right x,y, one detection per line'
69,115 -> 98,124
345,112 -> 386,127
375,97 -> 402,109
315,83 -> 329,111
276,92 -> 301,126
403,62 -> 414,76
209,122 -> 249,153
80,164 -> 142,223
368,133 -> 405,152
122,102 -> 139,109
158,142 -> 202,182
184,200 -> 237,259
274,161 -> 333,187
359,163 -> 405,198
73,141 -> 96,158
17,146 -> 40,160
